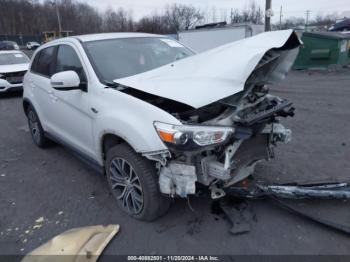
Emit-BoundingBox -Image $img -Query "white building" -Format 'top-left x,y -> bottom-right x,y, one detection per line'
178,23 -> 265,53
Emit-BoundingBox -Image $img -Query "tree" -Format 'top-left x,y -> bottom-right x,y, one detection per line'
0,0 -> 339,37
137,14 -> 172,34
228,1 -> 263,25
103,7 -> 133,32
164,4 -> 204,31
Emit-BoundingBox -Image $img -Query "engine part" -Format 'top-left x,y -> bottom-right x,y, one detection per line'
262,123 -> 292,144
210,184 -> 226,199
201,156 -> 231,181
159,162 -> 197,198
224,140 -> 243,169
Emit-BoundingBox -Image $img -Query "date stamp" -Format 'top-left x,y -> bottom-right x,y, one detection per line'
127,255 -> 219,261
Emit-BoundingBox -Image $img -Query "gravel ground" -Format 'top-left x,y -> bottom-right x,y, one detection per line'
0,69 -> 350,256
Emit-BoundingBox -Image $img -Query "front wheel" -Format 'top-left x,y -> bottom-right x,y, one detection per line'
106,144 -> 171,221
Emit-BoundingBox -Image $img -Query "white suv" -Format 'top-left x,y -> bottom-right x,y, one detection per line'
23,31 -> 301,221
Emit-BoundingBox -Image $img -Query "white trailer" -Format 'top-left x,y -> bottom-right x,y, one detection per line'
178,24 -> 265,53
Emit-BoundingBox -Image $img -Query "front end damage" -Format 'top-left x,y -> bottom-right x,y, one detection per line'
153,85 -> 295,199
151,40 -> 301,198
118,30 -> 302,199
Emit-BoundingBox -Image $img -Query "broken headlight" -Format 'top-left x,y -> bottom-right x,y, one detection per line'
154,121 -> 234,150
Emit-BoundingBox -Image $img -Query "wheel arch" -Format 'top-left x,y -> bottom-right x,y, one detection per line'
22,98 -> 32,116
101,133 -> 135,161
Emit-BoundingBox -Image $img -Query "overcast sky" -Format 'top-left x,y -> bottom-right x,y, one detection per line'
84,0 -> 350,22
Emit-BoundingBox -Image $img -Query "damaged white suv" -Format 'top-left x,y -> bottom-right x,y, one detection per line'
23,30 -> 301,221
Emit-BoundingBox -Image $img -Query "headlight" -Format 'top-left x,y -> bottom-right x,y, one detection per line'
154,121 -> 234,150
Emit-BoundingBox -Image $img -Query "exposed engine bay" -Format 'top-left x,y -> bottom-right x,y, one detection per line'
118,30 -> 302,199
154,85 -> 294,199
127,71 -> 295,198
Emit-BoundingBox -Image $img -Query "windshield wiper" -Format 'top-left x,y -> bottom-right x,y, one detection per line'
102,80 -> 128,91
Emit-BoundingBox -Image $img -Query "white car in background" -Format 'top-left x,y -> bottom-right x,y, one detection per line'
26,41 -> 40,50
23,31 -> 301,221
0,50 -> 30,93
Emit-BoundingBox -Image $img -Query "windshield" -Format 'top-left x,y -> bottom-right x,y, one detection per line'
0,52 -> 29,65
83,37 -> 194,82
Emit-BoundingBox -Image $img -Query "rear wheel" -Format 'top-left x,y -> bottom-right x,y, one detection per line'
26,105 -> 50,148
106,144 -> 171,221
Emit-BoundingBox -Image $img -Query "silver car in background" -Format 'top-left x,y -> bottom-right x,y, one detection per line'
0,50 -> 30,93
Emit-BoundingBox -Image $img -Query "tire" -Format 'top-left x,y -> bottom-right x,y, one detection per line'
26,105 -> 51,148
106,143 -> 171,221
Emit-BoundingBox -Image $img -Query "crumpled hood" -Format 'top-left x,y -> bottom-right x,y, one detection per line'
114,29 -> 302,109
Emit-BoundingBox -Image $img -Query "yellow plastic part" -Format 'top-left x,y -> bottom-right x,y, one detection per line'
22,224 -> 119,262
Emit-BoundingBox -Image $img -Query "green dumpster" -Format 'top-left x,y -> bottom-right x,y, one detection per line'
293,31 -> 350,69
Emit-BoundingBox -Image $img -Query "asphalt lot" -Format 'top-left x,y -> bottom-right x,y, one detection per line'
1,68 -> 350,256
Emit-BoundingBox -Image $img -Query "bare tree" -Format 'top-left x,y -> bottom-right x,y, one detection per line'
0,0 -> 102,35
220,8 -> 228,23
230,8 -> 241,24
278,16 -> 306,29
314,14 -> 337,28
0,0 -> 339,37
164,4 -> 204,31
210,6 -> 218,23
137,13 -> 172,34
228,1 -> 263,25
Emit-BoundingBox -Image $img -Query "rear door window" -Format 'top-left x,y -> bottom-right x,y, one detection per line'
31,46 -> 56,77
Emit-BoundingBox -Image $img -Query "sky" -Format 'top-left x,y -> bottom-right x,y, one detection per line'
84,0 -> 350,22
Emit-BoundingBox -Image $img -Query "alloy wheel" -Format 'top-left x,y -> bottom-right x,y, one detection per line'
28,110 -> 40,144
109,157 -> 144,215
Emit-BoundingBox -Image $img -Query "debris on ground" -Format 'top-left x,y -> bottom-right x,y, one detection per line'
33,224 -> 42,230
35,217 -> 44,223
222,179 -> 350,235
220,198 -> 253,235
21,224 -> 119,262
210,197 -> 256,235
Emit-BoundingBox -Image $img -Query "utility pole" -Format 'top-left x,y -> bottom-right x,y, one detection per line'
50,0 -> 62,37
265,0 -> 272,31
305,10 -> 311,31
279,5 -> 283,30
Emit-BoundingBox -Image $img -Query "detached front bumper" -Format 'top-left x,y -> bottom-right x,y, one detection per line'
158,123 -> 292,198
0,79 -> 23,93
